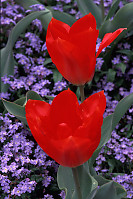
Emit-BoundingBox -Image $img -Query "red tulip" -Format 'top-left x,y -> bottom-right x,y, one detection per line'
25,89 -> 106,167
46,13 -> 126,85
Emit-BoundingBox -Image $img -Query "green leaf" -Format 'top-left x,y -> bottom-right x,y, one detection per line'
117,49 -> 133,61
89,93 -> 133,168
98,114 -> 113,149
108,159 -> 115,173
76,0 -> 102,28
57,166 -> 74,199
112,92 -> 133,130
57,164 -> 98,199
105,0 -> 121,20
14,97 -> 26,106
53,69 -> 62,82
26,90 -> 43,102
2,99 -> 27,125
99,3 -> 133,39
44,58 -> 52,66
116,63 -> 126,74
14,0 -> 52,29
48,7 -> 76,26
44,95 -> 55,100
0,10 -> 50,93
93,181 -> 117,199
107,68 -> 116,82
95,175 -> 126,199
88,114 -> 113,168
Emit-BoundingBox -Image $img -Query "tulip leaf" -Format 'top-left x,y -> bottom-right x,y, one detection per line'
93,175 -> 126,199
93,181 -> 117,199
99,2 -> 133,39
112,92 -> 133,130
57,164 -> 98,199
88,114 -> 113,169
2,98 -> 27,125
98,114 -> 113,150
76,0 -> 102,28
14,0 -> 52,29
105,0 -> 121,21
44,95 -> 55,100
26,90 -> 43,102
14,97 -> 26,106
89,92 -> 133,169
0,10 -> 50,93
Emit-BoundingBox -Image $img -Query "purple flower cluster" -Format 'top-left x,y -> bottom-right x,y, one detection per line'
11,178 -> 37,196
0,113 -> 58,198
112,173 -> 133,198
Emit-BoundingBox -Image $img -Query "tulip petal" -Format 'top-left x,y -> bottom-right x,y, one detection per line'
76,110 -> 102,143
79,91 -> 106,120
50,89 -> 82,131
53,135 -> 100,167
47,17 -> 70,41
70,13 -> 97,35
69,28 -> 99,58
25,99 -> 51,134
96,28 -> 126,57
48,37 -> 96,85
25,90 -> 106,168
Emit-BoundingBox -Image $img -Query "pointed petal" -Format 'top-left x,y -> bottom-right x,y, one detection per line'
47,17 -> 70,40
76,109 -> 103,140
25,100 -> 51,134
79,91 -> 106,120
70,13 -> 97,35
50,89 -> 82,131
96,28 -> 126,57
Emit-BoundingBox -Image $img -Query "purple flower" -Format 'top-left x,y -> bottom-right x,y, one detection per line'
104,82 -> 114,91
52,81 -> 67,93
96,57 -> 104,70
30,4 -> 45,11
112,56 -> 120,65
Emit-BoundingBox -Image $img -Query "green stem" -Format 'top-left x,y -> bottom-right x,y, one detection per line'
101,0 -> 105,21
72,167 -> 82,199
79,85 -> 85,103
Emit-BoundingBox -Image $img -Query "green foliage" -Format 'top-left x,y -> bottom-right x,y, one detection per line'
117,49 -> 133,61
14,0 -> 53,29
76,0 -> 102,28
0,10 -> 50,93
112,92 -> 133,130
57,164 -> 98,199
26,90 -> 43,102
105,0 -> 121,20
89,92 -> 133,170
107,68 -> 116,82
99,3 -> 133,38
2,98 -> 27,124
53,69 -> 63,82
47,7 -> 76,26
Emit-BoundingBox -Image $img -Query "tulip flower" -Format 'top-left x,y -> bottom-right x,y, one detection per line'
25,89 -> 106,167
46,13 -> 126,85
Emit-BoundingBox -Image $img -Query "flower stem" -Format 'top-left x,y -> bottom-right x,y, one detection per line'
100,0 -> 105,21
79,85 -> 85,103
72,167 -> 82,199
